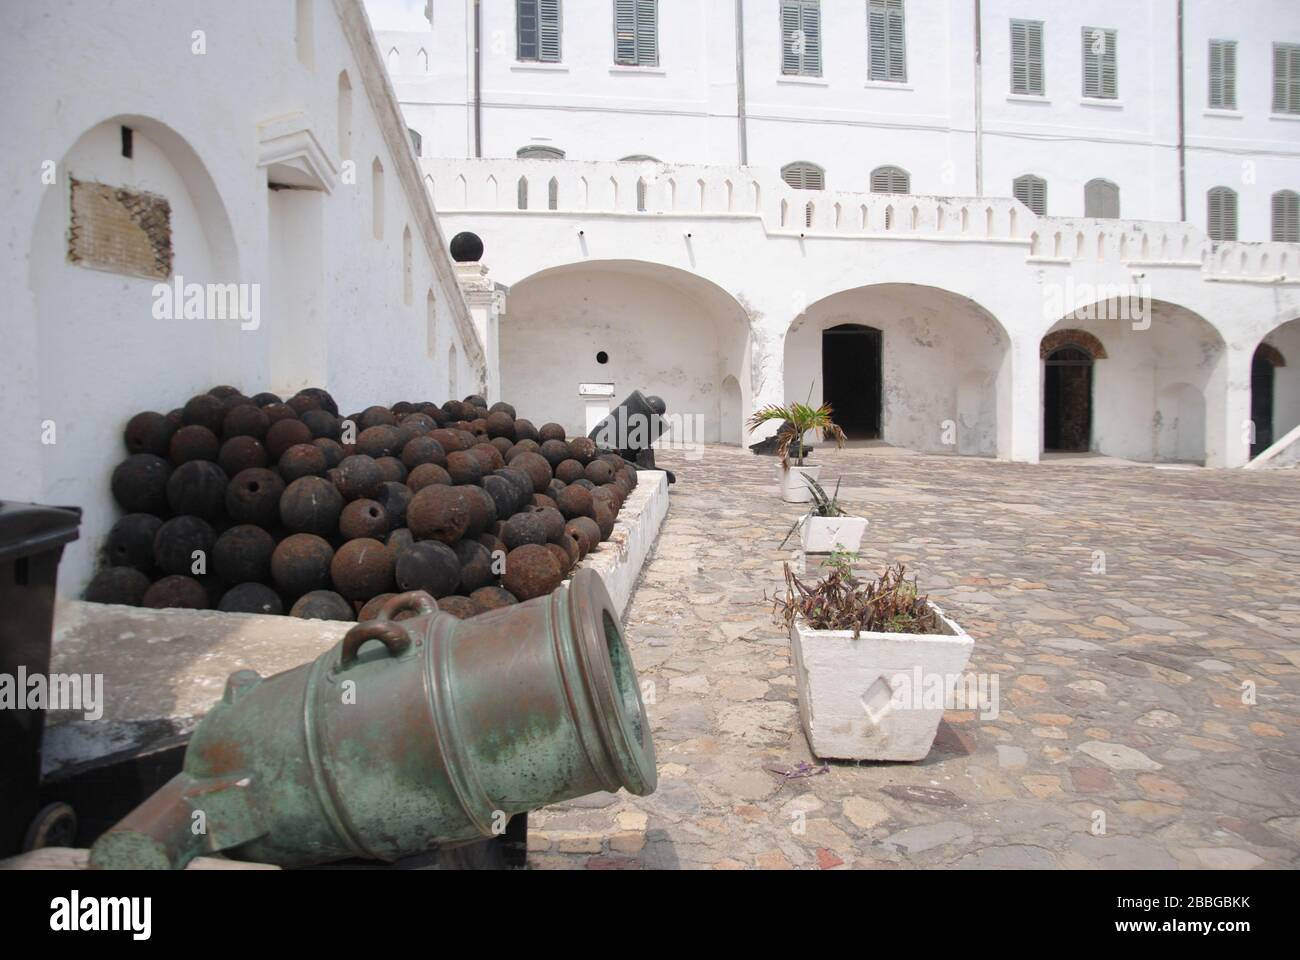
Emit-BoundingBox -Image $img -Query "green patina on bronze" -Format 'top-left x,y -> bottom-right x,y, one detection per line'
88,569 -> 657,869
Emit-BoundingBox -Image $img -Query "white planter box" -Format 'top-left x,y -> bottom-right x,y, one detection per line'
779,463 -> 821,503
790,604 -> 974,761
801,515 -> 868,553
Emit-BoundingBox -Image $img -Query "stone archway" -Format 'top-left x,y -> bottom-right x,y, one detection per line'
785,283 -> 1010,457
1040,329 -> 1107,453
1250,320 -> 1298,457
503,260 -> 752,444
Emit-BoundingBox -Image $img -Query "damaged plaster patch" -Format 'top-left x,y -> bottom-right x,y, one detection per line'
68,177 -> 172,279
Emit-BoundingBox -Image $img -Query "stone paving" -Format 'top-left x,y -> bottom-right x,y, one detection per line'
527,444 -> 1300,870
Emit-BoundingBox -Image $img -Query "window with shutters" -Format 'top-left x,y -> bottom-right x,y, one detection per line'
1272,190 -> 1299,242
867,0 -> 906,83
1274,43 -> 1300,113
517,145 -> 566,160
1208,39 -> 1236,109
1013,174 -> 1047,216
1010,19 -> 1044,95
781,1 -> 822,77
781,161 -> 825,191
614,0 -> 658,67
1081,27 -> 1118,99
1207,186 -> 1238,242
518,0 -> 562,63
870,165 -> 909,194
1084,179 -> 1119,218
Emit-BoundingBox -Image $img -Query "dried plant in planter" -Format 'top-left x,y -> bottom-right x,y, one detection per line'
772,557 -> 940,637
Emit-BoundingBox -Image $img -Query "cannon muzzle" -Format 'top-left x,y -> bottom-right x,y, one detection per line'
89,568 -> 657,869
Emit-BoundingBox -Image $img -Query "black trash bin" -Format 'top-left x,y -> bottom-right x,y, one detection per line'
0,501 -> 81,858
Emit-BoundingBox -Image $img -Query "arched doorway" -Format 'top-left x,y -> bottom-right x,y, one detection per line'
822,324 -> 881,438
1043,345 -> 1093,452
1251,347 -> 1277,457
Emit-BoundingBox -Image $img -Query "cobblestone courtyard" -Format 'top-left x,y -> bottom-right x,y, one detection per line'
528,445 -> 1300,869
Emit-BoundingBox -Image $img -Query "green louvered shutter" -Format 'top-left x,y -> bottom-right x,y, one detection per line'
1014,175 -> 1047,216
539,0 -> 561,62
1208,187 -> 1238,242
782,1 -> 822,77
868,0 -> 906,82
1208,39 -> 1236,109
1275,43 -> 1300,113
1272,191 -> 1299,242
1011,20 -> 1044,95
1083,27 -> 1117,99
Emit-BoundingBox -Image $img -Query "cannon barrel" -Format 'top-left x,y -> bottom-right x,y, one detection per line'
588,389 -> 666,452
88,568 -> 657,869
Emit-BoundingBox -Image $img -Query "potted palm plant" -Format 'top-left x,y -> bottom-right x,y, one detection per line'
747,394 -> 846,504
774,557 -> 974,762
779,478 -> 869,554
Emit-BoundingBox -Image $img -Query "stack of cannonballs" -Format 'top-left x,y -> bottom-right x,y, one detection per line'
85,385 -> 638,621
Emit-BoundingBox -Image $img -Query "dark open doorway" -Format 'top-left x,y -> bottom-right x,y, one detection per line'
822,324 -> 882,439
1044,345 -> 1093,452
1251,348 -> 1275,458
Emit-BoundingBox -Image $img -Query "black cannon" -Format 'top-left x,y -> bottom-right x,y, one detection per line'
588,390 -> 675,483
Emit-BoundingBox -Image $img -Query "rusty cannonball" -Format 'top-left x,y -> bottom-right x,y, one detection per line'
531,493 -> 559,512
401,435 -> 448,470
506,439 -> 540,460
463,393 -> 488,409
218,436 -> 268,476
538,422 -> 566,443
584,459 -> 615,485
166,460 -> 228,519
298,387 -> 339,415
340,498 -> 389,541
290,590 -> 354,621
478,532 -> 505,556
570,478 -> 596,491
441,400 -> 470,422
492,467 -> 534,508
555,459 -> 586,484
545,542 -> 574,576
488,401 -> 516,419
265,418 -> 313,462
169,424 -> 221,465
407,484 -> 470,544
251,392 -> 282,407
143,575 -> 209,610
513,419 -> 540,443
468,418 -> 489,439
592,501 -> 616,541
460,485 -> 497,538
207,385 -> 243,400
485,410 -> 516,440
592,484 -> 623,514
501,510 -> 549,550
330,537 -> 395,601
565,517 -> 601,557
470,585 -> 518,613
566,437 -> 596,464
287,393 -> 321,416
271,533 -> 335,596
359,405 -> 397,429
480,474 -> 521,518
556,529 -> 581,568
313,438 -> 345,468
105,513 -> 163,572
556,483 -> 596,521
394,540 -> 461,598
212,524 -> 275,584
111,454 -> 172,514
357,425 -> 400,459
437,596 -> 479,619
375,482 -> 412,529
279,443 -> 328,483
375,456 -> 407,484
84,567 -> 151,606
469,442 -> 505,474
445,449 -> 483,486
358,593 -> 396,622
153,516 -> 216,576
301,408 -> 340,440
225,468 -> 285,527
429,428 -> 467,453
280,476 -> 344,537
502,543 -> 563,601
262,403 -> 298,426
548,479 -> 567,501
334,454 -> 384,501
124,411 -> 177,458
222,404 -> 270,441
534,505 -> 566,542
407,462 -> 452,492
489,436 -> 513,457
508,451 -> 553,494
454,538 -> 496,593
182,393 -> 226,434
218,582 -> 283,616
538,439 -> 570,469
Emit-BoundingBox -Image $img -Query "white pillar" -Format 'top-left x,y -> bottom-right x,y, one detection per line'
746,325 -> 787,444
454,261 -> 503,403
1001,335 -> 1042,463
1206,340 -> 1253,468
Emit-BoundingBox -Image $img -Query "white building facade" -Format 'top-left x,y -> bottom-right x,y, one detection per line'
1,0 -> 487,592
372,0 -> 1300,468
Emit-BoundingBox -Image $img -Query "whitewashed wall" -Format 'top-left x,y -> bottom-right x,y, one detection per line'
0,0 -> 487,594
